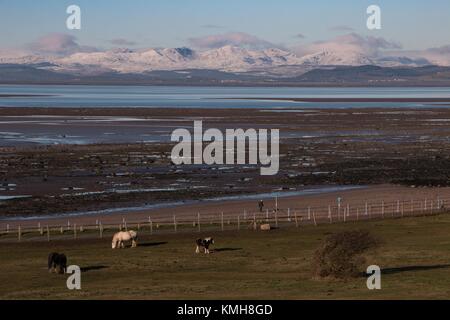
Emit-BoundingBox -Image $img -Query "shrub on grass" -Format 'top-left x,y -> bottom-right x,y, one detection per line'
312,229 -> 380,279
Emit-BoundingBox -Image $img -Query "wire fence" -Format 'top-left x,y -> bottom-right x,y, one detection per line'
1,195 -> 449,243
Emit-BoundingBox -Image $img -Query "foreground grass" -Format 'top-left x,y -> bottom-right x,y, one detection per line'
1,215 -> 450,299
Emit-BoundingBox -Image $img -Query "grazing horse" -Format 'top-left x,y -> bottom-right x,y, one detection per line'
48,252 -> 67,274
112,230 -> 138,249
196,237 -> 214,254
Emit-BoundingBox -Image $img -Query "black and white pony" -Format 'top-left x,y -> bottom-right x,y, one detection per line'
195,237 -> 214,254
48,252 -> 67,274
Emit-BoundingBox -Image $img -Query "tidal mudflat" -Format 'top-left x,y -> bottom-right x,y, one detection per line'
1,106 -> 450,224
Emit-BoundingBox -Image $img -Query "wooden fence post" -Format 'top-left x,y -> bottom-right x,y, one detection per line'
287,208 -> 291,222
312,211 -> 317,226
294,210 -> 299,228
99,222 -> 103,238
18,226 -> 21,242
173,215 -> 177,233
266,209 -> 269,222
197,213 -> 201,232
308,207 -> 311,220
381,201 -> 385,218
6,224 -> 9,234
149,216 -> 153,235
328,205 -> 332,223
237,215 -> 240,230
74,223 -> 77,239
221,212 -> 224,231
275,210 -> 278,228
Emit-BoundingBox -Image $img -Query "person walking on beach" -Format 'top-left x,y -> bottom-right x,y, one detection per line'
258,200 -> 264,212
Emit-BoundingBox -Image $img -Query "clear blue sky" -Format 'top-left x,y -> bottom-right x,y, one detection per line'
1,0 -> 450,50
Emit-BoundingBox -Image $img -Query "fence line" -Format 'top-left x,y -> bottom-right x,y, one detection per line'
1,195 -> 450,242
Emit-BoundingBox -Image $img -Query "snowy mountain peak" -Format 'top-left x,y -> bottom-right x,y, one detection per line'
298,50 -> 374,66
0,45 -> 433,74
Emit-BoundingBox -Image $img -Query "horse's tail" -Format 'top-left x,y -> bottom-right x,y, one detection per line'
112,233 -> 119,248
48,252 -> 57,269
60,254 -> 67,273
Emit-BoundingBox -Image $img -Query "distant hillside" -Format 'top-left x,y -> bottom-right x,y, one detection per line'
0,64 -> 73,82
2,63 -> 450,86
293,65 -> 450,84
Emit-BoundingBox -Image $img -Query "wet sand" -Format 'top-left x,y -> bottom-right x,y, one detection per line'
1,106 -> 450,223
1,184 -> 448,228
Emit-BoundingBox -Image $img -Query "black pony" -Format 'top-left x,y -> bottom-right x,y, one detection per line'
48,252 -> 67,274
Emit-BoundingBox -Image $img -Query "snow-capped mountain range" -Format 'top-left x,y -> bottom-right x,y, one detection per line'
0,45 -> 433,75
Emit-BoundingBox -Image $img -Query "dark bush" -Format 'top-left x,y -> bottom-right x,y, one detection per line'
312,229 -> 380,279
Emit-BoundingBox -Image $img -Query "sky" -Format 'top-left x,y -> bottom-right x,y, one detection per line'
1,0 -> 450,52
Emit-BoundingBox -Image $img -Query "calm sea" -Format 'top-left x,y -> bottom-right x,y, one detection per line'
1,85 -> 450,109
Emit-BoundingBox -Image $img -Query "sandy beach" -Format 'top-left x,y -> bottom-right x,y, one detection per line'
1,106 -> 450,227
1,184 -> 449,228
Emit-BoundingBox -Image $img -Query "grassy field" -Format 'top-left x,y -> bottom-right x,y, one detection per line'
1,214 -> 450,299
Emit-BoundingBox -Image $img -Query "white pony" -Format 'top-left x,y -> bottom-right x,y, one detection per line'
112,230 -> 138,249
